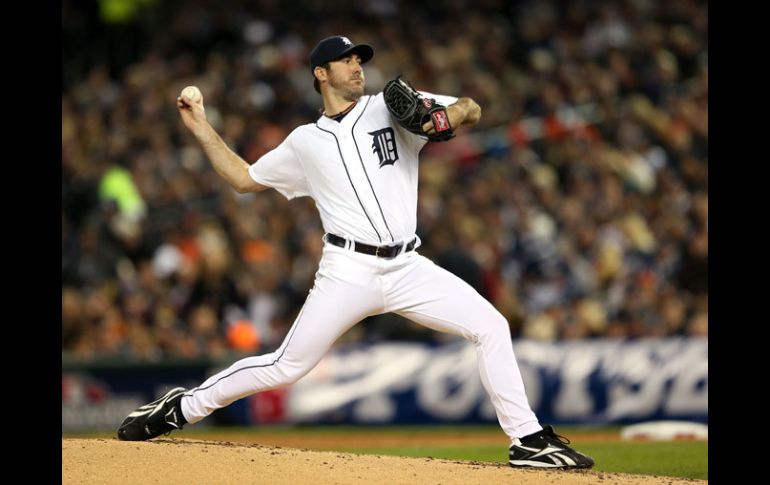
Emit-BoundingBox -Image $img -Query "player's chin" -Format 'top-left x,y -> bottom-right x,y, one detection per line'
345,85 -> 365,100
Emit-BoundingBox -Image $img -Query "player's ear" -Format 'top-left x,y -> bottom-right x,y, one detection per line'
314,65 -> 328,83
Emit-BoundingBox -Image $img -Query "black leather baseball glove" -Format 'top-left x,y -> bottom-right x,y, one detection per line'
383,76 -> 455,142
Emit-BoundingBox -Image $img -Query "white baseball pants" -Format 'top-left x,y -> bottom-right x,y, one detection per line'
180,242 -> 541,440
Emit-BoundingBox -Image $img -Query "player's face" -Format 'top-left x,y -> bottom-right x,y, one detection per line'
327,54 -> 365,101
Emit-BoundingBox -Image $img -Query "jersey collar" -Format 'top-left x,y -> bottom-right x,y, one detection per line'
316,95 -> 369,131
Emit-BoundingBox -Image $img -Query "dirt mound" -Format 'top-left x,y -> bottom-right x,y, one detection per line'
62,438 -> 704,485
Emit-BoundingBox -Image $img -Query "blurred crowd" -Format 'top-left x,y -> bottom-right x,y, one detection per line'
62,0 -> 707,361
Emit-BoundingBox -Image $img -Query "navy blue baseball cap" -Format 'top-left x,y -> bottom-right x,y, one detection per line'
309,36 -> 374,71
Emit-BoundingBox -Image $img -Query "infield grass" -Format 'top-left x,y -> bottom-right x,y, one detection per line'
334,441 -> 707,480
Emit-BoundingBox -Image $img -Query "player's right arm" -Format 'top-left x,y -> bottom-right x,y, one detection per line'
177,90 -> 267,194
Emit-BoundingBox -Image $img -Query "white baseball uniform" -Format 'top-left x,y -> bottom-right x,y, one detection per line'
179,92 -> 542,441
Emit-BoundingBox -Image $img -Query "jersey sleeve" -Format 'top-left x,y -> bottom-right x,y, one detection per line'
419,91 -> 459,108
247,132 -> 310,200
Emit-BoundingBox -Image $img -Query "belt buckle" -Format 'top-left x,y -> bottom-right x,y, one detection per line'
376,244 -> 397,258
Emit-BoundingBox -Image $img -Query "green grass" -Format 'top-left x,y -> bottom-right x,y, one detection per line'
63,425 -> 707,480
334,441 -> 707,481
577,442 -> 707,480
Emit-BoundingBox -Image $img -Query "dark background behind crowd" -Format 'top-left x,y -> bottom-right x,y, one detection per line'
62,0 -> 707,362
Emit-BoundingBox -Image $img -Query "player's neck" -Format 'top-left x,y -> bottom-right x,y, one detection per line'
322,92 -> 360,119
323,101 -> 357,120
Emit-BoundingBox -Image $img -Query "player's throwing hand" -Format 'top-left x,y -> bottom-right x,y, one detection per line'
177,85 -> 206,132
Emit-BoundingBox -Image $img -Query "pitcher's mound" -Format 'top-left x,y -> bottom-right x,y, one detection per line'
62,438 -> 704,484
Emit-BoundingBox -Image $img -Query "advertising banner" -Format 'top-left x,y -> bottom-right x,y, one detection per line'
62,337 -> 707,431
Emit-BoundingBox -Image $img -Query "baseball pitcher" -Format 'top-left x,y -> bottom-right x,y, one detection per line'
117,35 -> 594,469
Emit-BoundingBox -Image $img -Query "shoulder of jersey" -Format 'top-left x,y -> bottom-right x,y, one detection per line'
367,92 -> 387,114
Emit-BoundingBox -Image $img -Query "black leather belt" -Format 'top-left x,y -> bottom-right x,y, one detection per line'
326,233 -> 416,259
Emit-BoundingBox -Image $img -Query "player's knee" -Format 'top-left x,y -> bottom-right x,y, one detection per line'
479,311 -> 512,341
276,361 -> 310,385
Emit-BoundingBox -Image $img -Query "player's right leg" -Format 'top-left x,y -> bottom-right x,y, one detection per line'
117,244 -> 383,440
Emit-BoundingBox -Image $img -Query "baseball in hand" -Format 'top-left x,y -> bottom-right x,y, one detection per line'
181,86 -> 202,103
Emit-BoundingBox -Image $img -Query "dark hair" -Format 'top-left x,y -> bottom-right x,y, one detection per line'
313,62 -> 330,94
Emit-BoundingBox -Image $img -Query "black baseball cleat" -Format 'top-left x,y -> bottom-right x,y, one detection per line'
117,387 -> 188,441
509,425 -> 594,469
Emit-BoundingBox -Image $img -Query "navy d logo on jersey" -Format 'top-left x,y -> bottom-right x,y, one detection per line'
369,128 -> 399,168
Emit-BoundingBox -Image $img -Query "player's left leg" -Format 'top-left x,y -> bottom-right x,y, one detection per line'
383,252 -> 540,440
383,252 -> 593,468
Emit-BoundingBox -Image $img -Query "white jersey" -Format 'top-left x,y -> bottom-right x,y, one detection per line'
248,91 -> 457,245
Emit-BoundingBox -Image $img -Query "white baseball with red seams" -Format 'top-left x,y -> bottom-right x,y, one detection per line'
181,85 -> 202,103
177,90 -> 543,442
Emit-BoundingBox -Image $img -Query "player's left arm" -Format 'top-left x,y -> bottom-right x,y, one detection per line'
422,97 -> 481,134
